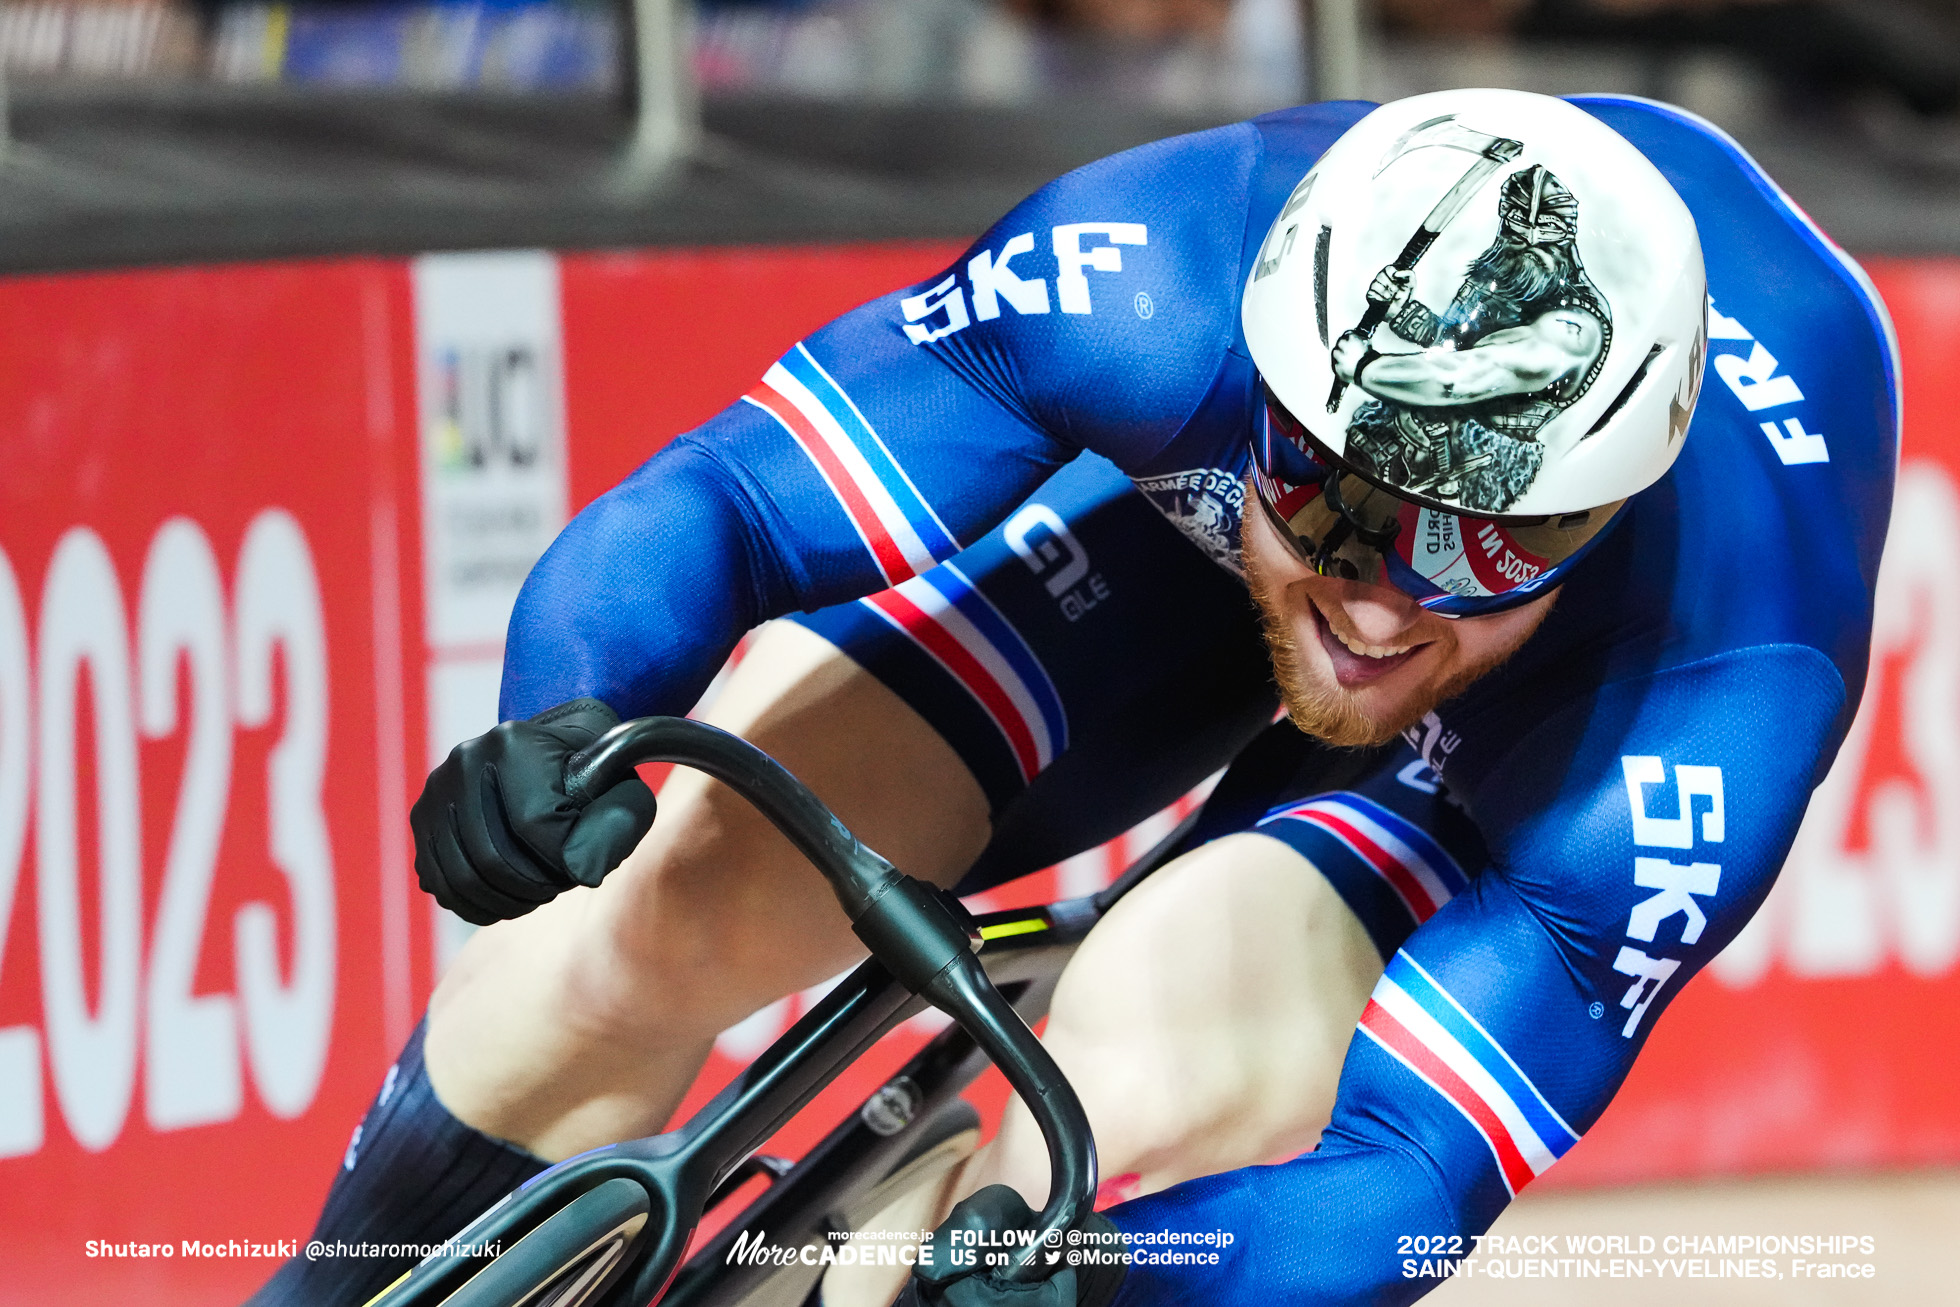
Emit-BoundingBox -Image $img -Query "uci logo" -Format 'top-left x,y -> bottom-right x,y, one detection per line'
431,343 -> 549,473
1005,504 -> 1110,621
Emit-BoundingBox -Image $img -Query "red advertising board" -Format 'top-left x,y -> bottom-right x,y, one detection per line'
0,260 -> 425,1304
0,243 -> 1957,1304
0,245 -> 969,1305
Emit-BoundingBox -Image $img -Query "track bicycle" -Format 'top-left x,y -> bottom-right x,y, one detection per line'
366,714 -> 1187,1307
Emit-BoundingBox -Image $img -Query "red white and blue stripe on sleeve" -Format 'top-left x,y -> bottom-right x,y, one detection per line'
857,562 -> 1067,784
743,343 -> 963,586
1358,951 -> 1581,1197
1255,791 -> 1470,944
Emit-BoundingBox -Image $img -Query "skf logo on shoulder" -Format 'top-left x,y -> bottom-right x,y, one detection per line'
901,223 -> 1149,344
1612,755 -> 1724,1037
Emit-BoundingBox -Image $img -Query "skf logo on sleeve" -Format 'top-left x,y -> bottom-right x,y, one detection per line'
1612,756 -> 1724,1037
901,224 -> 1149,344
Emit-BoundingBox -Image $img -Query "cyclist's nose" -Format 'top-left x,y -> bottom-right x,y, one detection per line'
1314,574 -> 1432,647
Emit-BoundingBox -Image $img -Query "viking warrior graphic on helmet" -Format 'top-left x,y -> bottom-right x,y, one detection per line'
1329,163 -> 1613,513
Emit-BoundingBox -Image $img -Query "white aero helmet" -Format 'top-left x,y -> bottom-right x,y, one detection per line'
1243,88 -> 1707,616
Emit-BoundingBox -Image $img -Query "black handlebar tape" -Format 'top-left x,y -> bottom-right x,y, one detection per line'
561,716 -> 1098,1268
925,955 -> 1098,1278
851,881 -> 1095,1275
564,716 -> 903,916
849,876 -> 979,991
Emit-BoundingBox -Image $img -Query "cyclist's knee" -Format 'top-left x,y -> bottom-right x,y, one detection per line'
555,781 -> 860,1037
1052,831 -> 1377,1035
1039,833 -> 1383,1176
425,621 -> 994,1152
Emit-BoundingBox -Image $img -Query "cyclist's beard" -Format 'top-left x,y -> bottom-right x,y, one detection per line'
1252,590 -> 1380,747
1243,539 -> 1551,748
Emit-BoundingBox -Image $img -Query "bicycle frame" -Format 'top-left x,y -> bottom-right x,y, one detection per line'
662,817 -> 1194,1307
663,893 -> 1110,1307
367,717 -> 1118,1307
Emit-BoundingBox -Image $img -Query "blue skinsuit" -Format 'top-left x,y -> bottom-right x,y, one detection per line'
502,98 -> 1898,1303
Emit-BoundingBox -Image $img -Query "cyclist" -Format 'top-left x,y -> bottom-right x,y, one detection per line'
249,88 -> 1896,1306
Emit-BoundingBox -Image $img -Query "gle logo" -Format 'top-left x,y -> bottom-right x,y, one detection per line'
1005,504 -> 1111,622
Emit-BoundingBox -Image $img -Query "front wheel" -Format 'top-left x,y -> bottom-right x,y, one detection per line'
439,1177 -> 652,1307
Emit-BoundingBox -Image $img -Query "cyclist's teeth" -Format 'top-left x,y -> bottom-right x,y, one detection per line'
1333,628 -> 1411,660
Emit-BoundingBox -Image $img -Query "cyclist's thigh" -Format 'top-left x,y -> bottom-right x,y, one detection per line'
427,617 -> 996,1156
971,727 -> 1490,1206
580,448 -> 1272,988
607,615 -> 1007,966
791,452 -> 1278,894
429,454 -> 1272,1153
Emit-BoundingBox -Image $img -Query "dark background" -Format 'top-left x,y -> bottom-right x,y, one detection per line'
2,0 -> 1959,271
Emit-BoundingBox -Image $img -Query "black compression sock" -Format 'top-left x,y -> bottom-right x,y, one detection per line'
244,1017 -> 549,1306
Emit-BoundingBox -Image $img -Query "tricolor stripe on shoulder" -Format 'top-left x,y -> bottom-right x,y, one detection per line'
1573,94 -> 1903,455
859,563 -> 1066,784
1258,791 -> 1467,924
1359,951 -> 1580,1196
743,343 -> 961,585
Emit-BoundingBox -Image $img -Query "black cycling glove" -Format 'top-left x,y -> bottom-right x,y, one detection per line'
410,697 -> 657,925
898,1186 -> 1127,1307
